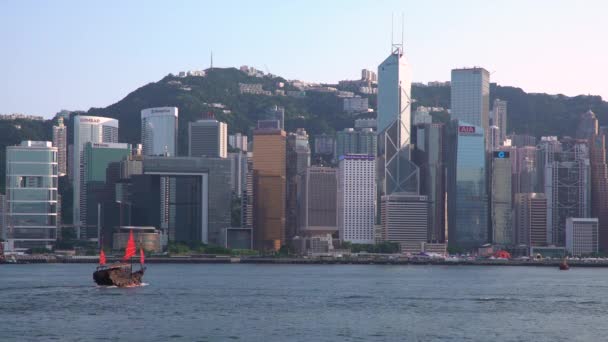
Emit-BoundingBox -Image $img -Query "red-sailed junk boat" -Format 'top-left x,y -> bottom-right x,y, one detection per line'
93,230 -> 146,287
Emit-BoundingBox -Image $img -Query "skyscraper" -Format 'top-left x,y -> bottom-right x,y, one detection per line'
141,107 -> 178,156
565,218 -> 598,256
73,115 -> 119,239
228,133 -> 248,152
52,117 -> 67,176
253,128 -> 286,251
6,141 -> 58,250
589,134 -> 608,251
188,119 -> 228,158
514,193 -> 547,246
381,193 -> 430,252
286,128 -> 310,242
377,45 -> 418,196
491,99 -> 508,146
335,128 -> 377,159
576,110 -> 598,140
297,166 -> 337,237
337,154 -> 376,244
491,150 -> 513,246
448,122 -> 488,250
451,68 -> 490,149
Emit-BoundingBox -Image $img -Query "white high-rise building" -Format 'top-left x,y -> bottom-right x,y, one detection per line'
451,68 -> 490,149
52,117 -> 67,176
228,133 -> 248,152
141,107 -> 178,156
337,154 -> 376,244
72,115 -> 118,239
566,218 -> 598,256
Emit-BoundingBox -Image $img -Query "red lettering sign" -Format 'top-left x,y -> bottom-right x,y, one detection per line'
459,126 -> 476,134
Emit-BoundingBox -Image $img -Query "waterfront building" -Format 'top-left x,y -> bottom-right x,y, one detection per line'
113,226 -> 161,253
228,133 -> 248,152
188,118 -> 227,158
544,141 -> 591,246
589,134 -> 608,251
381,193 -> 430,252
335,128 -> 377,159
491,150 -> 513,246
565,218 -> 598,256
229,152 -> 248,197
514,193 -> 547,246
447,121 -> 488,250
141,107 -> 178,156
414,123 -> 446,242
450,68 -> 490,150
5,141 -> 58,250
73,115 -> 119,239
297,166 -> 337,237
286,128 -> 311,242
377,44 -> 419,196
576,110 -> 598,140
491,99 -> 508,146
253,128 -> 287,251
337,154 -> 376,244
52,117 -> 67,176
241,152 -> 254,230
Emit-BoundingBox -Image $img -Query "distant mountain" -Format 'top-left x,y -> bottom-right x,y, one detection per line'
1,67 -> 607,186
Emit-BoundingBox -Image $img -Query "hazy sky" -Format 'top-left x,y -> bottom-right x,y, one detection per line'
1,0 -> 607,118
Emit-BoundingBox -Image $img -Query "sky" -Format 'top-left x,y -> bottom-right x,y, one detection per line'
1,0 -> 607,118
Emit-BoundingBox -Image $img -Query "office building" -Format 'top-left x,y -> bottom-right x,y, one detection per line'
413,107 -> 433,125
253,128 -> 287,251
228,133 -> 248,152
491,99 -> 508,145
242,153 -> 254,230
447,122 -> 488,250
82,142 -> 131,242
510,134 -> 537,148
335,128 -> 377,159
5,141 -> 58,250
576,110 -> 598,140
381,193 -> 430,252
141,107 -> 178,156
545,141 -> 591,246
337,154 -> 376,244
514,193 -> 547,246
263,105 -> 285,130
298,166 -> 337,236
343,97 -> 369,113
566,218 -> 598,256
52,117 -> 67,176
188,119 -> 228,158
589,134 -> 608,251
229,152 -> 248,197
414,123 -> 446,242
314,134 -> 335,156
512,146 -> 537,195
73,115 -> 119,239
377,45 -> 419,196
355,118 -> 377,130
491,150 -> 513,246
286,128 -> 311,242
450,68 -> 490,149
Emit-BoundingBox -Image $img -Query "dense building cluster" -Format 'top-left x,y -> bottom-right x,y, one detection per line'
2,48 -> 607,259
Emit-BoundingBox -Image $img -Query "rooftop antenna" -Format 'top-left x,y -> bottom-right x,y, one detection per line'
391,13 -> 394,53
391,12 -> 404,55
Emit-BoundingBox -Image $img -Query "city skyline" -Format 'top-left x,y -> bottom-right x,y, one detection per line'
2,0 -> 608,117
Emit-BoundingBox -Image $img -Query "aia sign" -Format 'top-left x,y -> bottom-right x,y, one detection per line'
458,126 -> 476,134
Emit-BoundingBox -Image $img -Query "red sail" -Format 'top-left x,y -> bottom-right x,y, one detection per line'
99,249 -> 106,265
123,230 -> 136,261
140,248 -> 145,265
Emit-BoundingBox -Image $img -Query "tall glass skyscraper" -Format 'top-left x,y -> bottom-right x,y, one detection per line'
451,68 -> 490,150
448,122 -> 488,250
141,107 -> 178,156
6,141 -> 58,250
72,115 -> 119,239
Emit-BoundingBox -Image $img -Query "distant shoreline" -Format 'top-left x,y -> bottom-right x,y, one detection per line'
3,257 -> 608,268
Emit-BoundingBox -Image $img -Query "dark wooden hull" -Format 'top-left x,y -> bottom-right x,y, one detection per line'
93,264 -> 145,287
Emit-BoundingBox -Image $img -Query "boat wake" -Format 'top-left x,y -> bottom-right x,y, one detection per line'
97,282 -> 149,289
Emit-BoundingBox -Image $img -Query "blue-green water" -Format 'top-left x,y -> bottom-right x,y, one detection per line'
1,264 -> 607,341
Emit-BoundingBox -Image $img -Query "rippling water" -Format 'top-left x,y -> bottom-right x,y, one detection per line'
1,264 -> 607,341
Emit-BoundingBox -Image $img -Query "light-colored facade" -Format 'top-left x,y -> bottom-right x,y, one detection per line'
188,119 -> 228,158
566,218 -> 598,256
343,97 -> 369,113
381,193 -> 430,252
141,107 -> 178,156
337,154 -> 376,244
52,117 -> 67,176
6,141 -> 58,249
492,99 -> 507,146
450,68 -> 490,149
228,133 -> 248,152
298,167 -> 337,236
514,193 -> 547,246
73,115 -> 119,239
335,128 -> 377,159
492,150 -> 513,246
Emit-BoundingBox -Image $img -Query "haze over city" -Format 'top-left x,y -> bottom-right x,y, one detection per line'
1,0 -> 608,117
